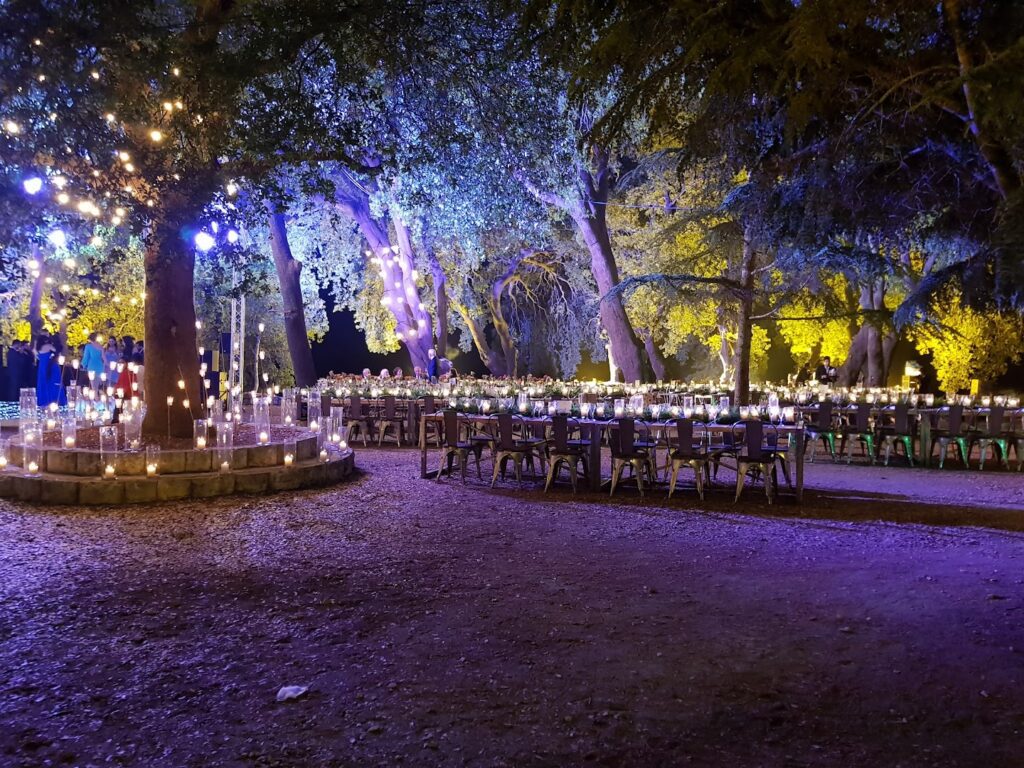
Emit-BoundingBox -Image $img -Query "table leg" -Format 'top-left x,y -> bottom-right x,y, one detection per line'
795,427 -> 805,503
588,423 -> 603,492
917,417 -> 931,467
419,413 -> 428,479
407,402 -> 419,445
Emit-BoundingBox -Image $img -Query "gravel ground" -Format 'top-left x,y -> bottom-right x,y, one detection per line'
1,448 -> 1023,767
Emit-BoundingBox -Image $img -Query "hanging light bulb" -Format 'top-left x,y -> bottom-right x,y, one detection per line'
22,177 -> 43,194
149,129 -> 163,142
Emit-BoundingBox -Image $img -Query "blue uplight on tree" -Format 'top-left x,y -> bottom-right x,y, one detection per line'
194,232 -> 216,251
22,176 -> 43,195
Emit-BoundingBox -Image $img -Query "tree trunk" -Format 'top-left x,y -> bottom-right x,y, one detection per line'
336,194 -> 431,371
267,208 -> 318,387
141,224 -> 202,439
427,249 -> 448,354
716,310 -> 732,384
837,325 -> 869,387
453,303 -> 507,376
642,333 -> 667,382
486,292 -> 518,378
26,248 -> 46,340
732,232 -> 756,405
576,217 -> 647,383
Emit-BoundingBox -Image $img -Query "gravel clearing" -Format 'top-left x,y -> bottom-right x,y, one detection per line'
1,448 -> 1023,767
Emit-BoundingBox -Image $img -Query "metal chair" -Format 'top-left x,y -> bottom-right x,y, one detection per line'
667,418 -> 710,500
838,403 -> 876,464
436,409 -> 482,483
805,401 -> 837,462
968,406 -> 1009,470
376,395 -> 405,447
491,413 -> 546,488
420,395 -> 443,447
876,403 -> 915,467
609,418 -> 657,497
544,415 -> 589,493
346,396 -> 372,447
1009,411 -> 1024,471
930,404 -> 969,469
734,420 -> 787,504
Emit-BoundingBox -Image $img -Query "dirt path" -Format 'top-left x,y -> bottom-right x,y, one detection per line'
1,449 -> 1023,767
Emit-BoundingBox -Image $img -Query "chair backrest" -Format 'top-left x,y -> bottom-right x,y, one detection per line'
497,412 -> 516,451
985,406 -> 1005,437
349,396 -> 363,419
892,402 -> 910,433
673,418 -> 699,458
551,415 -> 570,452
852,403 -> 871,432
814,401 -> 834,431
442,409 -> 460,447
422,395 -> 435,414
610,417 -> 635,457
383,395 -> 397,419
946,404 -> 963,434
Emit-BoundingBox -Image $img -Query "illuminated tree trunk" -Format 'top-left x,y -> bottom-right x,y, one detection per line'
141,219 -> 202,439
267,207 -> 317,387
642,333 -> 667,382
335,190 -> 431,371
453,302 -> 508,376
26,247 -> 46,340
427,249 -> 449,354
486,291 -> 518,378
732,233 -> 756,405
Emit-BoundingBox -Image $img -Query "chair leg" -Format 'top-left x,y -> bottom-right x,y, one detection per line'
809,438 -> 818,463
693,462 -> 705,501
491,456 -> 502,488
668,463 -> 680,498
544,457 -> 559,492
764,462 -> 774,504
568,460 -> 578,494
460,451 -> 468,484
610,461 -> 623,497
734,462 -> 747,503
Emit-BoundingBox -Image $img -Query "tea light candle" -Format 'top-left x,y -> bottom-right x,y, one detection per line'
146,462 -> 158,477
219,460 -> 230,473
283,452 -> 294,467
340,440 -> 348,450
0,456 -> 8,469
195,436 -> 207,449
309,420 -> 319,432
46,418 -> 58,430
319,449 -> 328,462
64,436 -> 76,448
104,463 -> 116,479
258,431 -> 269,444
27,460 -> 39,474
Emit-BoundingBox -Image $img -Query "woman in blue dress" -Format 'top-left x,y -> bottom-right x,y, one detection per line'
35,334 -> 65,407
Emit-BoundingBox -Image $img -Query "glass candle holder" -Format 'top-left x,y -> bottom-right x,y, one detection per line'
193,419 -> 208,450
0,438 -> 8,470
61,418 -> 77,449
216,421 -> 234,448
99,425 -> 118,479
145,445 -> 160,477
215,446 -> 231,473
283,438 -> 296,467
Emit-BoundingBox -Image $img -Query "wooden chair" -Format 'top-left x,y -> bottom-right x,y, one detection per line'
376,395 -> 405,447
609,418 -> 657,498
345,396 -> 372,447
436,409 -> 481,483
667,418 -> 709,500
544,415 -> 589,493
734,420 -> 788,504
491,413 -> 546,488
420,395 -> 443,447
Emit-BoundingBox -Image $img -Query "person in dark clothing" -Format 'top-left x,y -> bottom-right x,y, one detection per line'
426,348 -> 439,381
814,356 -> 837,385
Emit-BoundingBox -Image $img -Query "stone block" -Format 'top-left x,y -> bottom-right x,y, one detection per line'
269,466 -> 303,492
297,437 -> 316,461
229,447 -> 248,470
160,450 -> 187,475
13,476 -> 41,502
118,452 -> 146,476
76,451 -> 103,478
124,479 -> 158,504
233,471 -> 269,495
40,479 -> 79,505
247,445 -> 280,468
157,476 -> 191,501
0,475 -> 13,497
184,449 -> 213,473
79,480 -> 125,506
44,450 -> 78,475
191,473 -> 234,498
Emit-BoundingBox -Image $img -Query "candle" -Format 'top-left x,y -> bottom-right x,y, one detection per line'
104,464 -> 116,479
64,436 -> 76,448
27,461 -> 39,474
340,440 -> 348,450
319,449 -> 328,462
196,436 -> 207,449
146,463 -> 158,477
309,420 -> 319,432
283,452 -> 294,467
258,431 -> 269,444
0,456 -> 7,469
219,460 -> 230,473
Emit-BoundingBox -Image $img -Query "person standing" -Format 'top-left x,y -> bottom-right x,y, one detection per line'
35,334 -> 64,407
81,333 -> 104,384
426,348 -> 438,382
814,356 -> 837,385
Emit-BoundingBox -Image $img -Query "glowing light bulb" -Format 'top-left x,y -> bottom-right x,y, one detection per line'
23,177 -> 42,194
4,120 -> 20,134
226,182 -> 238,196
47,229 -> 67,248
226,229 -> 238,244
194,232 -> 215,251
149,129 -> 163,142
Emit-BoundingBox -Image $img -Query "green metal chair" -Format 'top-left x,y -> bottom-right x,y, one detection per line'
876,403 -> 915,467
930,404 -> 969,469
805,401 -> 837,462
839,403 -> 876,464
968,406 -> 1009,470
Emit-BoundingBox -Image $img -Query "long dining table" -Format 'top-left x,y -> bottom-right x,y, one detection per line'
418,412 -> 806,501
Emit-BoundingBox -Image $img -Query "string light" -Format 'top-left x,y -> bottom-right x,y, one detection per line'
4,120 -> 21,134
149,129 -> 163,142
